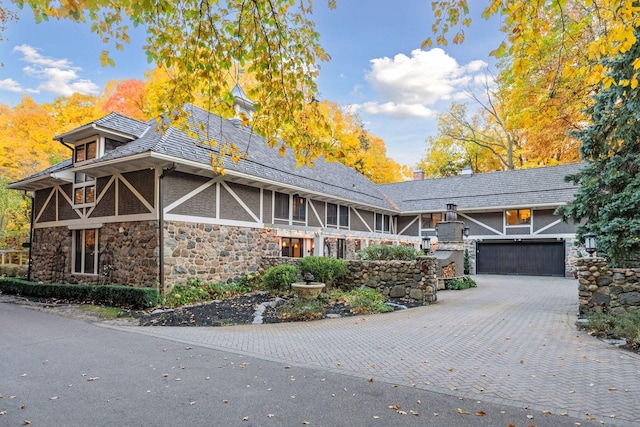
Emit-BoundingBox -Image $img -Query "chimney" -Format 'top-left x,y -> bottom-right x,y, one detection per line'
231,84 -> 255,122
413,170 -> 425,180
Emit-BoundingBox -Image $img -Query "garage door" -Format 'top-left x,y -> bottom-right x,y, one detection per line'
476,241 -> 565,276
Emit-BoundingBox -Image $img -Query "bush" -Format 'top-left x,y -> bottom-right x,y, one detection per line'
356,244 -> 422,261
0,278 -> 158,309
297,256 -> 347,287
261,265 -> 298,292
444,276 -> 478,290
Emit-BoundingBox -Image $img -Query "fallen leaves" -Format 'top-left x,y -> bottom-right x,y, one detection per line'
457,408 -> 469,414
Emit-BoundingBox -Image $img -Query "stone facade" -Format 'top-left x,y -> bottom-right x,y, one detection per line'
165,221 -> 280,286
30,221 -> 158,287
261,256 -> 438,304
577,257 -> 640,315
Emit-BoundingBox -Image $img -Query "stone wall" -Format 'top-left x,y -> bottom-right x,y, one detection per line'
30,221 -> 158,287
577,257 -> 640,314
261,256 -> 438,304
165,221 -> 280,285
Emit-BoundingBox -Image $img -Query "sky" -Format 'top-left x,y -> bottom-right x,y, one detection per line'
0,1 -> 505,167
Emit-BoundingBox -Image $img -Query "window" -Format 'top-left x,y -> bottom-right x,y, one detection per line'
292,194 -> 306,222
327,203 -> 338,226
506,209 -> 531,226
375,213 -> 391,232
281,237 -> 303,258
274,192 -> 289,220
421,212 -> 442,229
339,205 -> 349,228
73,229 -> 98,274
327,203 -> 349,228
74,139 -> 98,164
74,173 -> 96,206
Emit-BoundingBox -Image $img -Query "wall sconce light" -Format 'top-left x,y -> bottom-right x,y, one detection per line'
282,241 -> 288,247
462,226 -> 470,239
421,236 -> 431,255
584,231 -> 597,257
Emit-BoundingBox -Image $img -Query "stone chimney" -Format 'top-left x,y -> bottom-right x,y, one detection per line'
413,170 -> 425,180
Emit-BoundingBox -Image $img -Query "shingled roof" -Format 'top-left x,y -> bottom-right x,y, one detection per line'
10,105 -> 583,213
381,162 -> 582,213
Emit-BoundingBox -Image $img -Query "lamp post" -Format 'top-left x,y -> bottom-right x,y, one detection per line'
584,231 -> 597,257
422,236 -> 431,255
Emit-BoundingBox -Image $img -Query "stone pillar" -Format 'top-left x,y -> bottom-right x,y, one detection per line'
434,221 -> 465,279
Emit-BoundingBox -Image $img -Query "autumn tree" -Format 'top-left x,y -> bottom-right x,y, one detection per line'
99,79 -> 147,121
558,29 -> 640,266
0,177 -> 30,249
16,0 -> 336,166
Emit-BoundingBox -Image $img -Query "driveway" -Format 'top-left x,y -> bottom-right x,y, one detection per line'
109,275 -> 640,426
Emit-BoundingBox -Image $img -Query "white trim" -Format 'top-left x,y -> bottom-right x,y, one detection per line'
399,215 -> 419,235
164,177 -> 219,213
220,181 -> 260,223
473,233 -> 575,241
533,218 -> 563,235
119,174 -> 155,213
352,208 -> 373,233
86,175 -> 117,218
308,199 -> 324,228
458,212 -> 504,236
68,223 -> 103,230
34,188 -> 56,224
164,213 -> 263,229
216,181 -> 221,219
33,213 -> 157,229
259,188 -> 264,222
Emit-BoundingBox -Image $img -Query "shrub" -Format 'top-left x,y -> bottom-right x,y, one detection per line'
0,278 -> 158,309
261,265 -> 298,292
356,244 -> 422,261
297,256 -> 347,287
444,276 -> 478,290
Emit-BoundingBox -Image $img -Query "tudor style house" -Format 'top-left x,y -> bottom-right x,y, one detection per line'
9,94 -> 583,290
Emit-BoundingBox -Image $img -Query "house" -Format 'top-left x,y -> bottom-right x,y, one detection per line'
8,99 -> 582,290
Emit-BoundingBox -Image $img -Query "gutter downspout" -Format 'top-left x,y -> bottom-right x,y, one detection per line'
158,163 -> 177,296
25,192 -> 34,281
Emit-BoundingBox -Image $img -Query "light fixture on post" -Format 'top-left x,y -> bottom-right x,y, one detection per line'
584,231 -> 597,257
462,226 -> 470,239
422,236 -> 431,255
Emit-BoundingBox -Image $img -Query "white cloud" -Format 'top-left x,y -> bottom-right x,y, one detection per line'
361,101 -> 436,119
0,78 -> 23,93
362,48 -> 488,118
13,44 -> 100,97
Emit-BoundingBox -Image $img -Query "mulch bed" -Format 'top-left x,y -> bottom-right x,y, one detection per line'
136,292 -> 423,327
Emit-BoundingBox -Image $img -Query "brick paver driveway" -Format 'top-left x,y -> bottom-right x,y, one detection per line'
110,275 -> 640,426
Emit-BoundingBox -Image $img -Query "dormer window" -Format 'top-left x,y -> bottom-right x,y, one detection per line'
74,138 -> 98,164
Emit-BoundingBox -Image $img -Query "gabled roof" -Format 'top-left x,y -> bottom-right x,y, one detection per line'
381,162 -> 582,213
55,112 -> 150,143
9,105 -> 583,213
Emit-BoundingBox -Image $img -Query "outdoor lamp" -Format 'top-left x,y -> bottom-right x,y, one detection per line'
463,226 -> 470,239
422,236 -> 431,255
584,231 -> 597,256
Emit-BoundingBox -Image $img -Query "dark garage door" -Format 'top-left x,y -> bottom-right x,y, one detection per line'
476,241 -> 565,276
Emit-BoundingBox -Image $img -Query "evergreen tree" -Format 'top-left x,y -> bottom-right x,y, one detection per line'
558,30 -> 640,266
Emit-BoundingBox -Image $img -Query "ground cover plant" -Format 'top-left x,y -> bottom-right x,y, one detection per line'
356,244 -> 422,261
444,276 -> 477,290
577,310 -> 640,352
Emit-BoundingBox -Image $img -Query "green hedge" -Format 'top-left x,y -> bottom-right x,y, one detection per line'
0,278 -> 158,309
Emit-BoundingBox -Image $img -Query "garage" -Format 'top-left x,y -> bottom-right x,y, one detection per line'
476,241 -> 565,276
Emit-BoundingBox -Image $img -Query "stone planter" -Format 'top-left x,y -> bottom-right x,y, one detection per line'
291,282 -> 326,299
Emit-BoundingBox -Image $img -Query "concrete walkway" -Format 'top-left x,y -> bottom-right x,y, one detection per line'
107,275 -> 640,426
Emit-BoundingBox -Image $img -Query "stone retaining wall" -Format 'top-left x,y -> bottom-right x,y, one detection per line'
577,257 -> 640,314
261,256 -> 438,304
